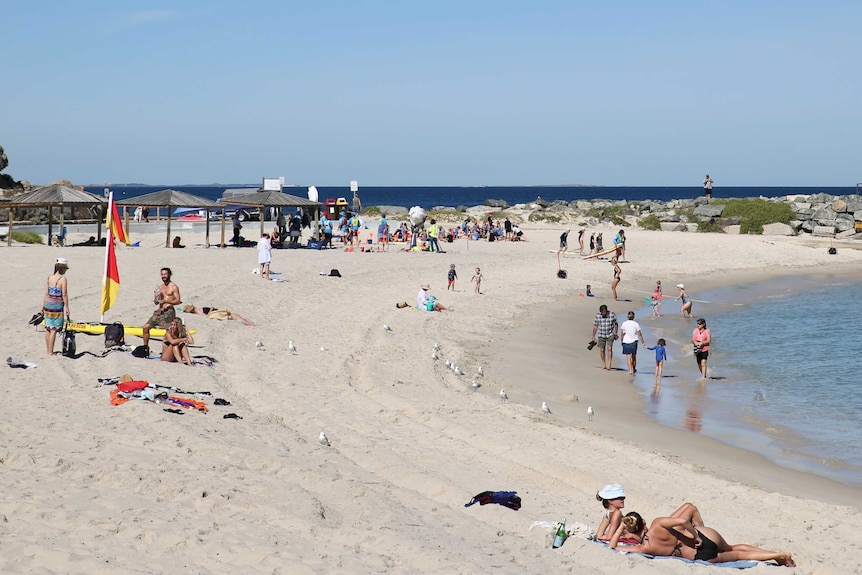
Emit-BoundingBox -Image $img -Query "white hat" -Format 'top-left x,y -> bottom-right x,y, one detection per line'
421,284 -> 430,290
56,257 -> 69,267
676,283 -> 684,289
598,483 -> 626,500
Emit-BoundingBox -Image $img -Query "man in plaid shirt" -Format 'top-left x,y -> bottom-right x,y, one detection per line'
591,304 -> 619,370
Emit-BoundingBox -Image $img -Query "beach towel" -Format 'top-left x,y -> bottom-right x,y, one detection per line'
596,540 -> 758,569
464,490 -> 521,511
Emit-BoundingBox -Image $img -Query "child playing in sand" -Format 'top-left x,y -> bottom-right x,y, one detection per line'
651,280 -> 663,317
647,338 -> 667,381
471,267 -> 483,294
595,483 -> 626,541
448,264 -> 457,290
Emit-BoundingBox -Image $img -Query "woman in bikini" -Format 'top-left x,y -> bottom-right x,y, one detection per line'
610,257 -> 622,301
161,317 -> 194,366
608,503 -> 795,567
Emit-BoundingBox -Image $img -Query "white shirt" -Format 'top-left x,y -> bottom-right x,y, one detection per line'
257,237 -> 272,264
620,319 -> 642,344
417,288 -> 430,308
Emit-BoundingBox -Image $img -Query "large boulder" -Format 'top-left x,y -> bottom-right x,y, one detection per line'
484,199 -> 509,209
761,222 -> 794,236
660,222 -> 688,232
693,204 -> 725,218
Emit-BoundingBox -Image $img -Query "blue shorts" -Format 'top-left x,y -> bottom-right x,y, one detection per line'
622,342 -> 638,355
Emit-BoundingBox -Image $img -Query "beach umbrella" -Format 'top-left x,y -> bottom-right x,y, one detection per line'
117,189 -> 223,247
1,184 -> 106,246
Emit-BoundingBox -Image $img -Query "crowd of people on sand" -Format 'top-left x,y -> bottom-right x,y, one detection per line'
592,484 -> 794,566
40,262 -> 256,362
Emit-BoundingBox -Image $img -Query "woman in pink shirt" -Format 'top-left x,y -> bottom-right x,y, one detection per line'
692,318 -> 712,379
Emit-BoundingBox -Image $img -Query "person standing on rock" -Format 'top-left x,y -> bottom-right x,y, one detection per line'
703,174 -> 714,203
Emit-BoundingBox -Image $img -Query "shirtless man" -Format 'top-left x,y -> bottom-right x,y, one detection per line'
142,267 -> 181,351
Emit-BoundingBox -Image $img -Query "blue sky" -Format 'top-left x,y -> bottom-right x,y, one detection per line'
2,1 -> 860,186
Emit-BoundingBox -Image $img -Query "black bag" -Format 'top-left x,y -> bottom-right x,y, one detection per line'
104,322 -> 125,347
132,345 -> 149,358
329,269 -> 342,277
62,329 -> 76,357
557,269 -> 567,279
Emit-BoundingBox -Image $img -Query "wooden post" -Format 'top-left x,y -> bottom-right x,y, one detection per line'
6,208 -> 13,246
220,208 -> 226,247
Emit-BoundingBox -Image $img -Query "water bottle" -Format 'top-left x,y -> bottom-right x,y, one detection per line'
552,519 -> 567,548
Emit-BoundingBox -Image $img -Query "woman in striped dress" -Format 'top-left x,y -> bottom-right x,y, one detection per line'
43,257 -> 70,355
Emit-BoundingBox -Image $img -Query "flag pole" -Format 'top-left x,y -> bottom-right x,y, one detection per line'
101,192 -> 114,323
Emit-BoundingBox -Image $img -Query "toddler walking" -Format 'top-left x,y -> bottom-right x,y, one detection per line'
447,264 -> 458,290
647,338 -> 667,380
471,267 -> 483,294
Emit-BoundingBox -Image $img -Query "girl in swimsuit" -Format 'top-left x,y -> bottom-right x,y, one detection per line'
595,483 -> 626,541
610,257 -> 621,301
42,258 -> 70,356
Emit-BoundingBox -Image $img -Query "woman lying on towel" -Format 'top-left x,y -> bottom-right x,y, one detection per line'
182,304 -> 256,326
609,503 -> 795,567
162,318 -> 194,366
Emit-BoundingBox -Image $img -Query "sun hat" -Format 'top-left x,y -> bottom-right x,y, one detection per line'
56,257 -> 69,267
598,483 -> 626,500
421,284 -> 430,290
676,283 -> 684,289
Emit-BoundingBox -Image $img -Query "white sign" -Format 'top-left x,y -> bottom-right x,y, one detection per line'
262,177 -> 282,191
350,180 -> 358,192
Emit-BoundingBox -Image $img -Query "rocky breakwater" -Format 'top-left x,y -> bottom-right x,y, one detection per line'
484,194 -> 862,237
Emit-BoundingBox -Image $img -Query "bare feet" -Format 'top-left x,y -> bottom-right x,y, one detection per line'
775,553 -> 795,567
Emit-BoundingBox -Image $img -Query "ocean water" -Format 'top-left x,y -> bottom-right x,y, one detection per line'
635,275 -> 862,487
85,185 -> 858,211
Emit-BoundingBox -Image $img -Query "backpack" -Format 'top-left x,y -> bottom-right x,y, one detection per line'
62,329 -> 76,357
105,322 -> 125,347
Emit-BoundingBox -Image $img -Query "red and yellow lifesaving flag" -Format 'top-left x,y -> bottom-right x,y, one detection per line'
101,192 -> 126,316
106,195 -> 129,245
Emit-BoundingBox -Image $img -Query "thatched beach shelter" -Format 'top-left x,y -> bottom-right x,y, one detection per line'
1,184 -> 106,246
117,189 -> 224,248
219,190 -> 322,239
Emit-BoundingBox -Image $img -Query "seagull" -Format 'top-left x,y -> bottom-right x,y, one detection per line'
320,347 -> 328,352
431,352 -> 439,360
477,366 -> 484,377
471,380 -> 481,389
318,431 -> 330,446
450,363 -> 457,372
500,389 -> 508,401
587,406 -> 594,421
445,360 -> 451,367
289,340 -> 297,354
754,390 -> 766,402
383,323 -> 392,332
454,366 -> 464,376
255,340 -> 264,349
542,401 -> 552,414
433,342 -> 441,352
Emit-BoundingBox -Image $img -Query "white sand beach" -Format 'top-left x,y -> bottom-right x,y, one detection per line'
2,220 -> 861,574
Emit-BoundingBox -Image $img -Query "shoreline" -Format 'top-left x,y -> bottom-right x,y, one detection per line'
493,265 -> 862,506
